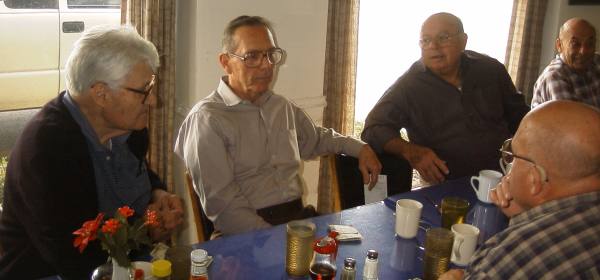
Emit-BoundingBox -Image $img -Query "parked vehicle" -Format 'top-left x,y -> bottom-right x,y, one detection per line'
0,0 -> 120,111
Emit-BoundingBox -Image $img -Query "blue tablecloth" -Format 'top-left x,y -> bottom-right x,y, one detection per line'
193,177 -> 508,279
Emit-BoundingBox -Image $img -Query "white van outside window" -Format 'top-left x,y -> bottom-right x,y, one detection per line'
0,0 -> 120,111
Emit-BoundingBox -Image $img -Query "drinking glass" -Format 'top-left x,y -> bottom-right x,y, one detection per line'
423,228 -> 454,280
441,197 -> 470,229
286,220 -> 316,276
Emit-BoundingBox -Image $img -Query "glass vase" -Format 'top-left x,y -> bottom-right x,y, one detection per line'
91,258 -> 133,280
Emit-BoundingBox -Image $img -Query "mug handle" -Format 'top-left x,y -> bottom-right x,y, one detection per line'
454,238 -> 464,259
470,176 -> 479,193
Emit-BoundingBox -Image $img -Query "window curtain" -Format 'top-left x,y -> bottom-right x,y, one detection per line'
317,0 -> 360,214
505,0 -> 548,105
121,0 -> 176,192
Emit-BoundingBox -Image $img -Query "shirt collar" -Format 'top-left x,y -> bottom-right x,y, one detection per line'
62,91 -> 130,152
217,76 -> 273,106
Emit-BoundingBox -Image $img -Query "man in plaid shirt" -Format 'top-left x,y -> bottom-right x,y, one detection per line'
531,18 -> 599,109
440,100 -> 600,279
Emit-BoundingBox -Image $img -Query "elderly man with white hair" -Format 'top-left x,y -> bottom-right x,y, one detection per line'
0,25 -> 183,279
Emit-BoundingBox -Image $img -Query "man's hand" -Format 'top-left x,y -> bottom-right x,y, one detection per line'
148,189 -> 184,241
404,143 -> 448,184
489,176 -> 523,217
439,269 -> 465,280
358,145 -> 383,190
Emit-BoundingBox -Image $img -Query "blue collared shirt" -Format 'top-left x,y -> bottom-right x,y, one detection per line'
62,92 -> 151,217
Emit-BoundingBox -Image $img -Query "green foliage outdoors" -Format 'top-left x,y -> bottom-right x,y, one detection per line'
0,155 -> 7,205
353,121 -> 364,139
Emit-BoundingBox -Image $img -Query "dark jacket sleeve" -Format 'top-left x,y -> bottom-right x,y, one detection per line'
0,118 -> 106,279
361,77 -> 409,154
497,64 -> 529,134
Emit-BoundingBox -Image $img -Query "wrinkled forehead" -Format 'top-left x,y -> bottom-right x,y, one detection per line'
421,15 -> 460,37
232,25 -> 276,52
561,21 -> 596,41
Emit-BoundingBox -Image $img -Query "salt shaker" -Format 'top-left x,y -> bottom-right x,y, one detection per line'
340,257 -> 356,280
190,249 -> 210,280
362,250 -> 379,280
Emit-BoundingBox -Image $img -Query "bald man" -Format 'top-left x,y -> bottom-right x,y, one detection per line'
532,18 -> 600,109
362,12 -> 528,185
440,100 -> 600,279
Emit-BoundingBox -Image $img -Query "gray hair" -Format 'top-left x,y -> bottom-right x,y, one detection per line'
65,25 -> 160,96
222,15 -> 273,52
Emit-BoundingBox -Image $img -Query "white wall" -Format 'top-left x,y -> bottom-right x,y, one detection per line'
539,0 -> 600,73
174,0 -> 329,244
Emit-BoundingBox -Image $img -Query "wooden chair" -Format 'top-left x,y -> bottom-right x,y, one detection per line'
185,171 -> 214,242
335,153 -> 412,209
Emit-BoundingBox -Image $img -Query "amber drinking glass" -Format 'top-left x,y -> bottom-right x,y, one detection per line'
441,197 -> 470,229
286,220 -> 316,276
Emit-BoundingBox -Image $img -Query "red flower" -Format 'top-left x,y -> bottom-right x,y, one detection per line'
144,209 -> 159,227
118,206 -> 135,218
73,213 -> 104,253
101,218 -> 121,235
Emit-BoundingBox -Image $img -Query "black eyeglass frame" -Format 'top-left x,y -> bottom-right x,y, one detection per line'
122,74 -> 156,105
499,138 -> 549,182
228,47 -> 285,68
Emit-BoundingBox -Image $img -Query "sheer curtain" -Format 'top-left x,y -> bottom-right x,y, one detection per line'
505,0 -> 548,104
121,0 -> 177,192
317,0 -> 360,214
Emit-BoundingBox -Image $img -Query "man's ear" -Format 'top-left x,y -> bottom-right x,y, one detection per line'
219,53 -> 232,74
528,166 -> 544,196
89,82 -> 109,108
555,38 -> 563,54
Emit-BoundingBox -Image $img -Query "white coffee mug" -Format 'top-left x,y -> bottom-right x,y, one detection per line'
451,224 -> 480,266
395,199 -> 423,239
470,170 -> 502,203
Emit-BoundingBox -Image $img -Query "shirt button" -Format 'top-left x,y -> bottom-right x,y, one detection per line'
106,156 -> 111,160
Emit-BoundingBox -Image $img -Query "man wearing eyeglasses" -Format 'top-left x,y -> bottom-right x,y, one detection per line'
362,12 -> 529,185
532,18 -> 599,109
175,15 -> 382,236
0,25 -> 183,279
440,100 -> 600,279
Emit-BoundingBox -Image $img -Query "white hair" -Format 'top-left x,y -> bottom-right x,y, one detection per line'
65,25 -> 160,96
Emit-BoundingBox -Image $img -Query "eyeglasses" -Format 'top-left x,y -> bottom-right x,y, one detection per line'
499,138 -> 548,182
419,32 -> 463,49
228,48 -> 285,68
122,75 -> 156,105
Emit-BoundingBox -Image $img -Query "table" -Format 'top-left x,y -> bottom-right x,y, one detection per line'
193,177 -> 508,279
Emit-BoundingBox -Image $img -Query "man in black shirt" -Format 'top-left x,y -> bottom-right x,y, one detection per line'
361,12 -> 528,184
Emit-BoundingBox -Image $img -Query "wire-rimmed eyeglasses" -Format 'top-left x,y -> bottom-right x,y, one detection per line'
419,32 -> 463,49
122,75 -> 156,105
499,138 -> 548,182
228,48 -> 285,68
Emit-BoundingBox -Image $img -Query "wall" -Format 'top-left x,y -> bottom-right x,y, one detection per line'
175,0 -> 329,244
539,0 -> 600,73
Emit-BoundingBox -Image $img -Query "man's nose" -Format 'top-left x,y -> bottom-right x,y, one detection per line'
258,54 -> 274,69
146,89 -> 159,107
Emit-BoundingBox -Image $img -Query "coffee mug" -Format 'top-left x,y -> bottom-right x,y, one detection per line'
450,224 -> 480,266
395,199 -> 423,239
470,170 -> 502,203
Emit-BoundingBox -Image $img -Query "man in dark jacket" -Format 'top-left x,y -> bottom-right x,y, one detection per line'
0,25 -> 183,279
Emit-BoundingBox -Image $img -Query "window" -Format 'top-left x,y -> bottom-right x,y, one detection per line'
0,0 -> 120,162
354,1 -> 514,137
4,0 -> 57,9
67,0 -> 120,9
